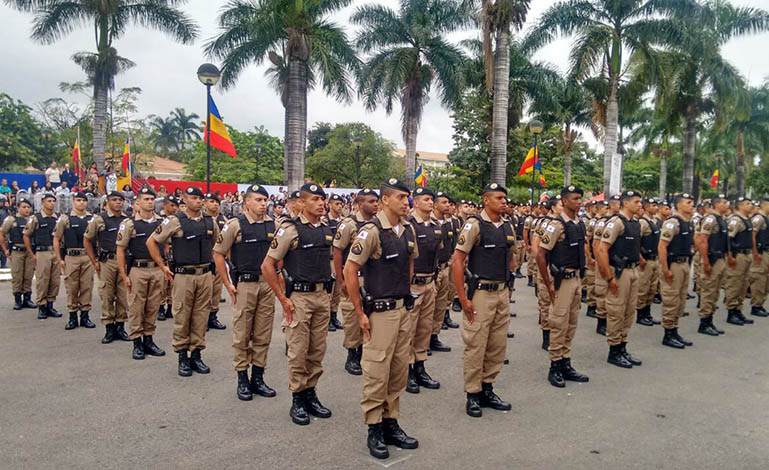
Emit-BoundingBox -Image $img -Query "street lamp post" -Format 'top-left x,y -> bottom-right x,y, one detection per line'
254,142 -> 261,184
353,137 -> 363,188
197,63 -> 221,193
528,120 -> 544,205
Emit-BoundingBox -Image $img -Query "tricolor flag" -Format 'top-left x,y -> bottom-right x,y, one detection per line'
121,137 -> 132,182
534,155 -> 545,187
414,164 -> 426,187
710,169 -> 719,189
205,96 -> 237,158
518,144 -> 538,176
71,134 -> 79,166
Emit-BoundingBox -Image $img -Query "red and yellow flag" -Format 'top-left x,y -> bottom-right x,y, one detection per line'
518,144 -> 538,176
710,169 -> 719,189
204,96 -> 237,158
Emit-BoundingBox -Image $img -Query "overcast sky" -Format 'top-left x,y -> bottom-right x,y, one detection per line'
3,0 -> 768,155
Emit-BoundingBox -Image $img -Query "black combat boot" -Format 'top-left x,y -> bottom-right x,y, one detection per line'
165,304 -> 173,319
561,358 -> 590,381
46,301 -> 61,317
548,361 -> 565,388
22,292 -> 36,308
466,392 -> 482,417
429,334 -> 451,352
541,329 -> 550,351
143,336 -> 165,356
636,307 -> 653,326
710,316 -> 725,334
673,328 -> 693,346
329,312 -> 343,330
367,423 -> 389,459
507,330 -> 515,338
250,365 -> 276,397
79,311 -> 95,328
607,344 -> 632,368
157,304 -> 167,321
190,349 -> 210,374
653,293 -> 662,304
345,348 -> 362,375
595,317 -> 606,336
177,350 -> 192,377
304,387 -> 331,418
696,295 -> 701,309
750,306 -> 769,317
406,365 -> 419,394
207,310 -> 226,330
382,418 -> 419,449
515,268 -> 524,279
527,275 -> 535,287
132,338 -> 145,360
698,317 -> 720,336
101,324 -> 116,343
586,305 -> 596,318
662,329 -> 685,349
65,312 -> 78,330
581,289 -> 587,303
115,322 -> 130,341
726,309 -> 744,325
236,370 -> 253,401
480,382 -> 512,410
620,343 -> 642,366
444,310 -> 459,328
290,392 -> 310,425
414,361 -> 440,389
13,293 -> 22,310
37,304 -> 48,320
451,298 -> 461,312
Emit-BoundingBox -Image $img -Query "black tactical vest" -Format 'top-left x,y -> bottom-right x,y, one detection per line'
548,217 -> 586,270
97,211 -> 123,253
63,214 -> 90,249
214,214 -> 227,231
450,217 -> 461,249
708,214 -> 729,255
756,214 -> 769,252
231,215 -> 275,274
515,216 -> 525,240
467,215 -> 515,281
326,215 -> 341,235
437,221 -> 454,264
171,213 -> 214,266
730,215 -> 753,252
608,214 -> 641,264
362,217 -> 414,299
33,212 -> 57,247
667,216 -> 693,259
129,218 -> 160,260
9,216 -> 26,246
283,218 -> 333,283
409,215 -> 442,274
341,216 -> 369,264
640,216 -> 659,256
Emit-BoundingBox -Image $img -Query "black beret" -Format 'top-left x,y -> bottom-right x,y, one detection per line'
300,182 -> 326,198
246,184 -> 269,197
609,194 -> 621,201
106,190 -> 124,199
72,191 -> 88,200
288,190 -> 301,200
459,199 -> 469,205
413,187 -> 435,198
561,184 -> 584,197
41,192 -> 56,201
598,201 -> 609,207
358,188 -> 379,199
659,199 -> 670,207
329,193 -> 343,202
274,201 -> 285,208
734,196 -> 751,204
642,197 -> 656,205
701,199 -> 712,207
619,190 -> 640,200
205,192 -> 220,202
435,191 -> 452,202
138,187 -> 157,198
382,178 -> 410,194
712,193 -> 728,202
165,195 -> 179,205
481,182 -> 507,195
17,198 -> 32,207
184,186 -> 204,197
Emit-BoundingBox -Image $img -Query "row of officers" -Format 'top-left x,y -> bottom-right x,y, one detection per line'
3,179 -> 768,460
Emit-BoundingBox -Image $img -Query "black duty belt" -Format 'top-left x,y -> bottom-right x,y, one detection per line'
132,260 -> 157,268
670,256 -> 690,264
477,282 -> 506,291
412,275 -> 435,285
36,245 -> 53,252
291,282 -> 326,293
238,273 -> 264,283
626,262 -> 639,269
709,252 -> 726,260
67,249 -> 86,256
100,252 -> 116,260
562,271 -> 578,280
732,249 -> 751,255
644,254 -> 658,260
174,265 -> 211,275
372,298 -> 405,312
10,245 -> 26,252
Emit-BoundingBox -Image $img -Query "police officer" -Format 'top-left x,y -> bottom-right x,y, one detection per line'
84,191 -> 129,342
214,185 -> 277,401
433,191 -> 459,331
596,190 -> 643,369
285,190 -> 303,218
748,197 -> 769,317
53,191 -> 95,330
205,193 -> 228,331
261,182 -> 334,426
324,193 -> 345,331
453,183 -> 514,417
344,178 -> 419,459
724,197 -> 756,325
636,198 -> 661,326
334,189 -> 380,376
148,186 -> 220,376
117,187 -> 165,360
536,185 -> 589,388
694,193 -> 730,335
533,196 -> 562,350
585,201 -> 608,319
158,195 -> 179,321
658,193 -> 695,349
0,198 -> 36,310
23,192 -> 62,320
272,201 -> 286,222
523,203 -> 539,286
592,195 -> 620,335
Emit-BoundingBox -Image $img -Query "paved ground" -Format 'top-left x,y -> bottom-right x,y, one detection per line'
1,274 -> 769,470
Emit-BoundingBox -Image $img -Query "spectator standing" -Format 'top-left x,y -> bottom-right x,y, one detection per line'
61,163 -> 78,188
45,162 -> 61,187
0,180 -> 11,196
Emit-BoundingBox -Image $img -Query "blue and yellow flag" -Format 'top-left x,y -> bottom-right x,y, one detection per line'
414,164 -> 426,187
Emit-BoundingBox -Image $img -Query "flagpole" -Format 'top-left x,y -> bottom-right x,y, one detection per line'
530,136 -> 537,205
76,125 -> 81,187
206,84 -> 212,193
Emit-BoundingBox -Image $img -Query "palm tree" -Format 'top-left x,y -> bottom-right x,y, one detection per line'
5,0 -> 198,174
628,108 -> 681,198
148,115 -> 180,159
352,0 -> 468,188
523,0 -> 695,195
724,85 -> 769,196
171,108 -> 201,147
205,0 -> 359,191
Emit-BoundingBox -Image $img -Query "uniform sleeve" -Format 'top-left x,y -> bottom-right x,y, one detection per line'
84,215 -> 102,240
408,225 -> 419,260
455,219 -> 480,254
0,217 -> 14,234
210,219 -> 220,248
751,215 -> 765,231
523,217 -> 531,230
116,219 -> 134,247
346,225 -> 379,266
266,222 -> 298,261
53,215 -> 69,238
151,216 -> 180,245
727,217 -> 741,237
22,216 -> 37,236
659,219 -> 679,242
601,218 -> 623,245
213,218 -> 239,255
332,218 -> 356,250
539,220 -> 563,251
697,215 -> 715,235
639,218 -> 652,236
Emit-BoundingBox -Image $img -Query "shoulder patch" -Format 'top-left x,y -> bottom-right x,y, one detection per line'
665,222 -> 675,230
276,228 -> 285,237
546,225 -> 555,233
458,234 -> 466,245
334,231 -> 342,240
541,235 -> 550,245
351,242 -> 363,255
270,239 -> 278,249
117,232 -> 123,241
162,218 -> 170,225
603,230 -> 611,238
606,222 -> 614,229
464,223 -> 472,231
357,230 -> 369,240
155,225 -> 163,234
216,234 -> 223,244
222,224 -> 228,232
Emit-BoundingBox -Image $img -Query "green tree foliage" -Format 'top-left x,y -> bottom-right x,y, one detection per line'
307,122 -> 333,156
0,93 -> 52,170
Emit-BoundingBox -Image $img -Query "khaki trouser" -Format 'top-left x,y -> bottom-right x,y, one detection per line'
361,305 -> 411,424
341,279 -> 364,349
606,267 -> 639,346
433,265 -> 450,334
527,251 -> 536,276
636,258 -> 660,309
749,251 -> 769,307
210,272 -> 223,312
594,275 -> 607,320
462,286 -> 510,393
99,258 -> 128,325
127,266 -> 164,340
548,275 -> 581,361
171,270 -> 213,351
699,257 -> 726,318
34,249 -> 60,305
693,252 -> 702,296
232,280 -> 275,371
283,290 -> 330,393
584,264 -> 596,307
515,240 -> 525,270
63,254 -> 94,311
536,269 -> 552,330
447,257 -> 458,302
329,260 -> 341,314
11,249 -> 35,293
661,262 -> 690,329
724,253 -> 752,310
409,280 -> 436,363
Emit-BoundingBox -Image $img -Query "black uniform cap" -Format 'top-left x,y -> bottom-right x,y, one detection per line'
184,187 -> 204,197
609,194 -> 622,202
619,190 -> 640,200
165,195 -> 179,205
598,201 -> 609,207
274,201 -> 285,208
300,182 -> 326,198
138,187 -> 157,198
734,196 -> 751,204
358,188 -> 379,199
72,191 -> 88,200
435,191 -> 452,203
381,178 -> 410,194
413,187 -> 435,198
329,193 -> 343,202
712,193 -> 728,202
481,182 -> 507,195
204,192 -> 219,202
560,184 -> 584,197
288,190 -> 301,200
246,184 -> 269,197
17,198 -> 32,207
41,192 -> 56,201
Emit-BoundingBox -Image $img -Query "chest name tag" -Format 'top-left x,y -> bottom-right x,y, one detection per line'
386,253 -> 399,259
418,234 -> 426,239
186,234 -> 197,240
302,243 -> 315,248
325,235 -> 333,241
484,244 -> 496,248
136,232 -> 146,237
107,227 -> 117,232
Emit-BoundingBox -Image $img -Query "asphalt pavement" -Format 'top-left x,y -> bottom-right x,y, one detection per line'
1,275 -> 768,470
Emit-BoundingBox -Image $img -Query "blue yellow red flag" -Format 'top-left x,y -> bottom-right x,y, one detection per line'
205,96 -> 237,158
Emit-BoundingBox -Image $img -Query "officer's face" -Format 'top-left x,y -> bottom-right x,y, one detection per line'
274,205 -> 284,216
713,200 -> 728,213
383,190 -> 410,217
205,199 -> 220,213
107,197 -> 124,213
18,203 -> 31,217
415,195 -> 434,213
562,193 -> 581,212
358,195 -> 379,218
246,193 -> 268,216
303,194 -> 325,217
73,197 -> 87,211
646,203 -> 658,215
608,200 -> 620,213
164,202 -> 178,215
623,196 -> 642,215
138,194 -> 155,212
184,194 -> 203,212
483,191 -> 507,215
677,198 -> 694,217
660,205 -> 671,218
552,200 -> 564,215
329,200 -> 343,214
42,198 -> 55,211
434,197 -> 449,215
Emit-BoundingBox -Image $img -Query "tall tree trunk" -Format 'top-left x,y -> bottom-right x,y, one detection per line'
659,154 -> 667,200
736,130 -> 745,197
603,73 -> 619,196
682,113 -> 696,193
404,113 -> 418,189
489,26 -> 510,186
563,123 -> 572,186
284,57 -> 308,191
92,82 -> 108,174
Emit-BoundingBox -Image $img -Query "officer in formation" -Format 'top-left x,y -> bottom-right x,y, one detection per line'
84,191 -> 129,343
213,184 -> 277,401
523,203 -> 540,287
532,196 -> 562,350
749,198 -> 769,317
158,195 -> 179,321
205,193 -> 228,331
591,195 -> 620,335
261,182 -> 334,426
0,198 -> 37,310
344,178 -> 419,459
694,193 -> 730,336
23,192 -> 62,320
724,197 -> 757,325
148,186 -> 220,376
333,189 -> 380,376
536,185 -> 589,388
453,183 -> 514,417
117,187 -> 166,360
582,201 -> 598,318
432,192 -> 459,334
53,191 -> 95,330
636,198 -> 661,326
324,193 -> 345,331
